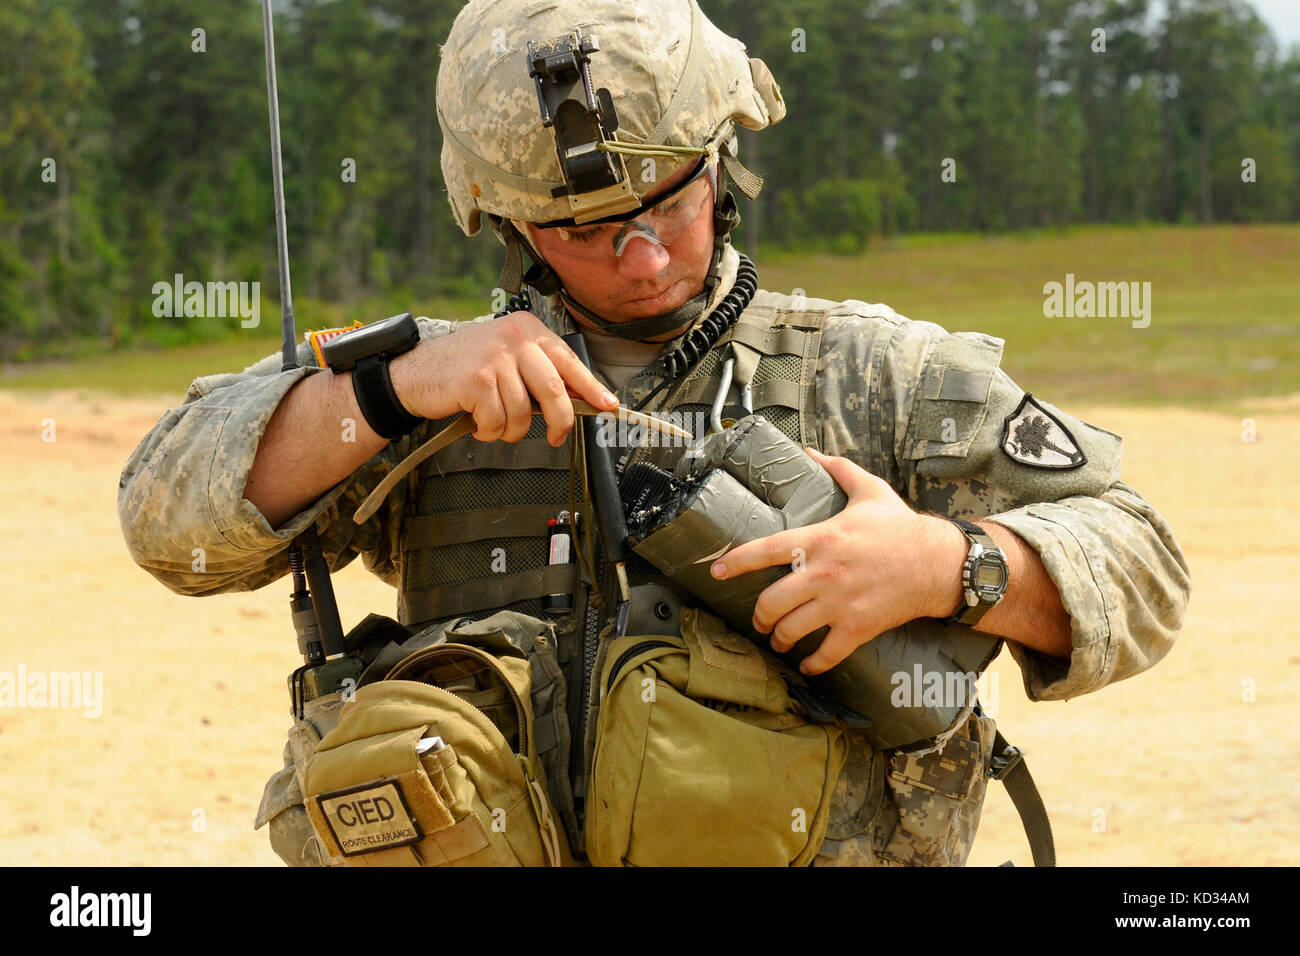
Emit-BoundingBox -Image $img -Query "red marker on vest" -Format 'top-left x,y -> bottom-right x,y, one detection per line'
543,510 -> 576,615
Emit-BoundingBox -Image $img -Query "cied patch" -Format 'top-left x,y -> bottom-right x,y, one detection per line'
1001,394 -> 1086,469
316,780 -> 421,857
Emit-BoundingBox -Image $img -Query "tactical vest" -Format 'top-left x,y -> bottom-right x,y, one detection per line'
393,292 -> 825,851
393,291 -> 1022,860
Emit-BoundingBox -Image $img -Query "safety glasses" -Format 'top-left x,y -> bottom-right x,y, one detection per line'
530,160 -> 716,262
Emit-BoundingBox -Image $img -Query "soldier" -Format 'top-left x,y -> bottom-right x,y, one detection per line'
119,0 -> 1190,866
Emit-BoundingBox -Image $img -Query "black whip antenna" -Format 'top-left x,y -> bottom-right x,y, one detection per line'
260,0 -> 348,697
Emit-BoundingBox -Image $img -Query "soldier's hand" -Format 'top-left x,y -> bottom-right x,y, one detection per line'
390,311 -> 619,446
708,448 -> 968,675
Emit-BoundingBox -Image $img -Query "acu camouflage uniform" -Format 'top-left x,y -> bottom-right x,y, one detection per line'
118,241 -> 1192,865
118,0 -> 1190,865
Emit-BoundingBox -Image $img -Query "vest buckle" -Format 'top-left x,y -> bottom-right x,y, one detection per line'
987,744 -> 1024,780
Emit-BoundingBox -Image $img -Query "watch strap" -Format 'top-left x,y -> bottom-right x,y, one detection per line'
951,517 -> 991,545
352,354 -> 423,440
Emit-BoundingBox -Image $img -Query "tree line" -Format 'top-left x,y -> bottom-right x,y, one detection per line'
1,0 -> 1296,360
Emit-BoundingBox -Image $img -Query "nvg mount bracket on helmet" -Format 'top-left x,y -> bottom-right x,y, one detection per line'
527,28 -> 640,223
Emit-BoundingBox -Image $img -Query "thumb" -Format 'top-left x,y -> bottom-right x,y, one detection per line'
805,447 -> 885,500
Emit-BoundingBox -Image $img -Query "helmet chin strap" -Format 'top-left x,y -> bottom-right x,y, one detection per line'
494,163 -> 742,343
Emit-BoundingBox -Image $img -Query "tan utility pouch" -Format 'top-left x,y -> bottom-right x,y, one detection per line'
585,606 -> 848,866
303,638 -> 570,866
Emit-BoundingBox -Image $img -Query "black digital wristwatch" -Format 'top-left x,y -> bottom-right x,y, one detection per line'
322,312 -> 423,440
943,517 -> 1009,628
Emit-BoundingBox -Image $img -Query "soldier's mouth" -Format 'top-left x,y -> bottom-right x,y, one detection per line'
625,277 -> 685,307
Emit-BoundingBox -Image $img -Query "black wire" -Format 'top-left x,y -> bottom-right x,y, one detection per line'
632,251 -> 758,411
493,289 -> 533,318
491,252 -> 759,412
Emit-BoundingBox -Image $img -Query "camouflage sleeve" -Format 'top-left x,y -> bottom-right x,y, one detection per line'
118,316 -> 457,596
816,309 -> 1191,701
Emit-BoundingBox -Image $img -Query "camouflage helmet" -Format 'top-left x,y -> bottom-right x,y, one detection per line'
435,0 -> 786,239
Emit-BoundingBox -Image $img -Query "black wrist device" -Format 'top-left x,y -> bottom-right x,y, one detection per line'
323,312 -> 423,440
943,517 -> 1009,628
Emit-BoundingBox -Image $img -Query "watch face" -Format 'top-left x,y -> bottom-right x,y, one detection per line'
973,555 -> 1008,595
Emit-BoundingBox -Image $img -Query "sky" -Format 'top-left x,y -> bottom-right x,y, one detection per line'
1248,0 -> 1300,50
1146,0 -> 1300,51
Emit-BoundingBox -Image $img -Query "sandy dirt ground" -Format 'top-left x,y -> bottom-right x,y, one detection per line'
0,388 -> 1295,867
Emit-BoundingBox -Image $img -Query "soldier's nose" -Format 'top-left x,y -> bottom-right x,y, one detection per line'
615,235 -> 671,281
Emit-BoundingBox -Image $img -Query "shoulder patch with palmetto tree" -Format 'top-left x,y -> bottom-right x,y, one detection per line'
1000,394 -> 1087,469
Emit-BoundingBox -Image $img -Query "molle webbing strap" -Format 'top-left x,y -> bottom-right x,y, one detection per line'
408,814 -> 494,865
403,505 -> 558,551
728,318 -> 763,391
404,564 -> 580,622
428,437 -> 571,474
349,845 -> 422,867
719,300 -> 826,362
728,321 -> 818,357
532,713 -> 559,754
791,310 -> 828,447
670,376 -> 802,410
626,300 -> 829,478
712,304 -> 829,446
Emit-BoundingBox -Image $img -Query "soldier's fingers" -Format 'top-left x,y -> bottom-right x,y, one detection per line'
518,344 -> 574,446
751,570 -> 816,636
769,600 -> 833,656
805,447 -> 883,500
496,368 -> 533,443
799,626 -> 874,676
541,337 -> 618,410
711,529 -> 803,580
468,370 -> 507,442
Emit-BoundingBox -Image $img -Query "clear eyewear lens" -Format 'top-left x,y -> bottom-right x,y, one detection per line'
611,220 -> 667,256
549,172 -> 713,261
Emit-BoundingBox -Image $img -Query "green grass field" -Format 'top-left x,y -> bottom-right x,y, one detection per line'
3,224 -> 1297,409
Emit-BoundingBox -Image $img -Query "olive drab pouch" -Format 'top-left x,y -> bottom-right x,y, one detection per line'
300,613 -> 571,866
255,613 -> 413,867
585,606 -> 848,866
256,691 -> 348,867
